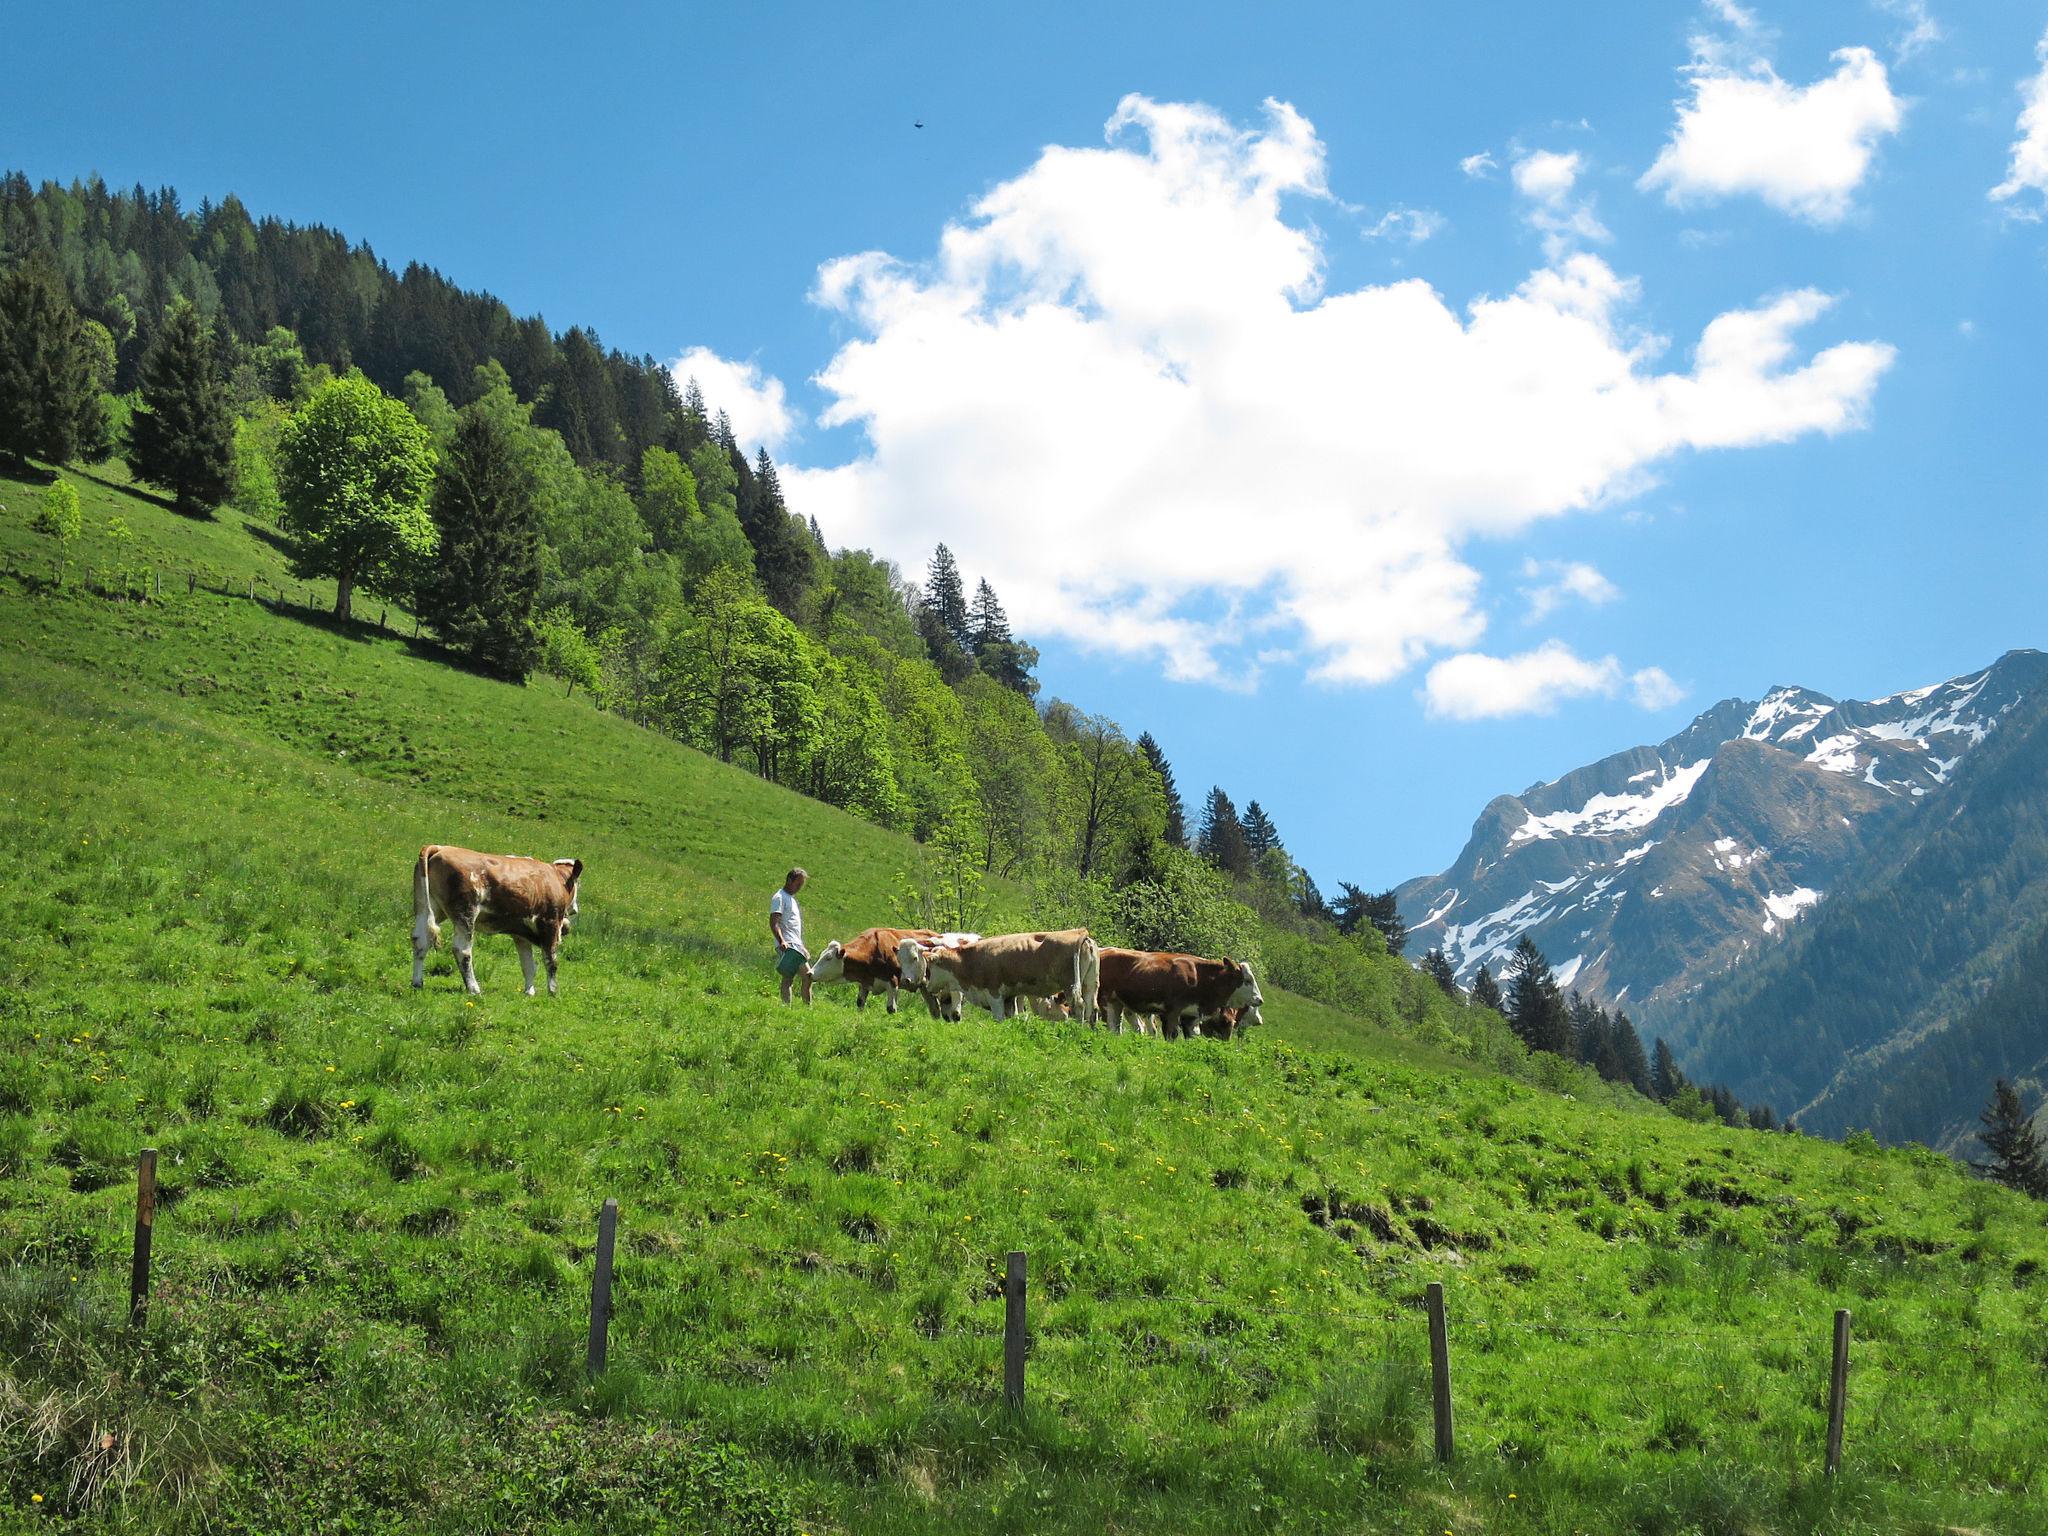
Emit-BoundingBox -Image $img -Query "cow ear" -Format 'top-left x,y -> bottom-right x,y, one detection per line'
1222,955 -> 1234,969
566,859 -> 583,884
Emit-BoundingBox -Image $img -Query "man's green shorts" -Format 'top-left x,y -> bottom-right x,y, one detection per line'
775,946 -> 808,979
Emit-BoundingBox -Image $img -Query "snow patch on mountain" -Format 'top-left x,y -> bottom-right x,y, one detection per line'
1761,887 -> 1821,934
1509,760 -> 1709,845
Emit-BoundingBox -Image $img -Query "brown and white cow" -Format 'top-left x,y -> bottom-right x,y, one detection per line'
412,845 -> 582,996
902,930 -> 1100,1025
1095,949 -> 1262,1038
807,927 -> 942,1013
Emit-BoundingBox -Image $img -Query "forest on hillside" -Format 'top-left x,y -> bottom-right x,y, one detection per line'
0,170 -> 1797,1130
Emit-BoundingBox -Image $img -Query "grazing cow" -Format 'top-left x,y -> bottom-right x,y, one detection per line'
807,927 -> 941,1013
1095,949 -> 1262,1038
412,845 -> 582,997
902,930 -> 1100,1025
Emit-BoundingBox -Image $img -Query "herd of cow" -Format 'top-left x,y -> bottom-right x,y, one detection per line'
407,844 -> 1265,1040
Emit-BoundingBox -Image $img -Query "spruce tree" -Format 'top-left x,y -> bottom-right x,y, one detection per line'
1973,1080 -> 2048,1198
422,406 -> 543,680
1471,964 -> 1504,1014
1421,948 -> 1460,998
967,578 -> 1037,692
1136,733 -> 1188,847
1331,882 -> 1369,936
1505,937 -> 1571,1055
1650,1038 -> 1684,1103
923,544 -> 970,651
1364,891 -> 1408,956
126,300 -> 234,512
1242,801 -> 1280,859
1612,1012 -> 1653,1097
0,257 -> 109,469
1197,788 -> 1251,876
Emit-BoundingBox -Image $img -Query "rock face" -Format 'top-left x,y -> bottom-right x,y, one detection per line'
1398,651 -> 2048,1144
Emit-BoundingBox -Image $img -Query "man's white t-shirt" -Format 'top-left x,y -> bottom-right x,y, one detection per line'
770,888 -> 802,950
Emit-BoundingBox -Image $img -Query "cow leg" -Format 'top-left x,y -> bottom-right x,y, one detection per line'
412,894 -> 441,990
544,943 -> 560,997
885,979 -> 900,1014
515,939 -> 538,997
451,920 -> 480,995
856,980 -> 870,1010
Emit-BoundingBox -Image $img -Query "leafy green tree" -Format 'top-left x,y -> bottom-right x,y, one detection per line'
637,445 -> 700,551
254,325 -> 313,405
1973,1080 -> 2048,1198
1047,703 -> 1165,879
1421,948 -> 1459,998
1106,844 -> 1263,965
278,373 -> 437,620
78,318 -> 119,393
402,370 -> 459,448
127,300 -> 233,511
32,478 -> 82,547
0,257 -> 110,468
230,399 -> 289,523
1136,732 -> 1187,848
423,406 -> 544,679
805,655 -> 904,824
658,566 -> 819,774
536,607 -> 602,697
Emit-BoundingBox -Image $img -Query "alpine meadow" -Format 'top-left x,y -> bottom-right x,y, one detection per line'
6,4 -> 2048,1533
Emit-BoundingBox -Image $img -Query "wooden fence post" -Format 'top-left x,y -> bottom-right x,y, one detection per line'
153,571 -> 161,600
1003,1250 -> 1027,1411
1825,1308 -> 1851,1475
130,1148 -> 158,1327
1426,1281 -> 1453,1462
187,571 -> 197,596
586,1198 -> 618,1376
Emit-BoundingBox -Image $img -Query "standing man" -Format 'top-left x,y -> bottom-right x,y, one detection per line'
770,867 -> 812,1005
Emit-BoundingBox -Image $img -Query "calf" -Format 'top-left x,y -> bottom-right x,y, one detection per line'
807,927 -> 941,1013
1095,949 -> 1262,1038
903,930 -> 1100,1025
412,845 -> 582,997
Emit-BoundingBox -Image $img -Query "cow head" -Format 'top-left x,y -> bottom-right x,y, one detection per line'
897,937 -> 930,986
809,940 -> 847,985
553,859 -> 583,921
1223,957 -> 1263,1012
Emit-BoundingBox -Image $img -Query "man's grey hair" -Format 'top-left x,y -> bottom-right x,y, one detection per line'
786,867 -> 808,885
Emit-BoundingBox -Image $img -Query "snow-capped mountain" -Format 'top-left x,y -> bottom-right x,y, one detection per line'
1397,650 -> 2048,1017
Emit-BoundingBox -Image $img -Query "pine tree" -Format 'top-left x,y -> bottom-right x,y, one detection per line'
1650,1038 -> 1684,1103
967,578 -> 1037,692
1612,1011 -> 1654,1097
126,300 -> 234,512
1364,891 -> 1408,956
739,448 -> 813,616
1331,882 -> 1368,936
1421,948 -> 1459,998
0,257 -> 110,469
1295,870 -> 1330,921
1136,732 -> 1187,848
1505,937 -> 1571,1055
1242,801 -> 1280,859
1972,1080 -> 2048,1198
422,406 -> 544,680
923,544 -> 970,650
1197,788 -> 1252,876
1471,964 -> 1504,1014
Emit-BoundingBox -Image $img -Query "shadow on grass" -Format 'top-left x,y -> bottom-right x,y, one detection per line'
68,463 -> 200,516
242,520 -> 298,558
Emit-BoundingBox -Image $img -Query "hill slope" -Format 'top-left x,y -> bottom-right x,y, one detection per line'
3,466 -> 2046,1534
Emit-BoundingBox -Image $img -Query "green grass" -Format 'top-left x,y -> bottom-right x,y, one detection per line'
2,462 -> 2045,1534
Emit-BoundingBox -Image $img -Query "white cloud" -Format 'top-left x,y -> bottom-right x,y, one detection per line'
1990,28 -> 2048,216
1872,0 -> 1941,64
1639,44 -> 1904,223
667,346 -> 799,454
1520,558 -> 1620,621
1512,149 -> 1611,259
1706,0 -> 1761,35
1423,642 -> 1682,720
786,94 -> 1894,692
1363,205 -> 1446,243
1460,151 -> 1498,178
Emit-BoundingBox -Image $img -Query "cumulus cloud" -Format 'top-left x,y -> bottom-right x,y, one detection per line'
1511,148 -> 1611,258
1990,28 -> 2048,216
667,345 -> 799,453
1520,558 -> 1620,621
1639,37 -> 1904,223
785,94 -> 1894,691
1363,205 -> 1446,243
1423,642 -> 1684,720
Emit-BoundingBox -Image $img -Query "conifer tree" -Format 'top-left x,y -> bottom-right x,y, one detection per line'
965,577 -> 1038,692
0,257 -> 109,469
1136,732 -> 1187,848
422,406 -> 543,680
1505,936 -> 1571,1055
1973,1080 -> 2048,1198
126,300 -> 234,512
923,544 -> 970,650
1197,788 -> 1251,876
1612,1011 -> 1654,1097
1650,1037 -> 1684,1103
1471,964 -> 1504,1014
1364,891 -> 1408,956
1421,948 -> 1459,998
1242,801 -> 1280,859
1296,870 -> 1330,921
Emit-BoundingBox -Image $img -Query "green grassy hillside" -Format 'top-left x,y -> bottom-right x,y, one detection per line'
3,465 -> 2046,1535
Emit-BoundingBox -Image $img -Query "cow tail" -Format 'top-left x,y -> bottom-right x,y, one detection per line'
1077,936 -> 1100,1027
414,846 -> 440,947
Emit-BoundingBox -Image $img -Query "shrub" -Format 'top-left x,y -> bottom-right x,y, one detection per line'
31,479 -> 81,543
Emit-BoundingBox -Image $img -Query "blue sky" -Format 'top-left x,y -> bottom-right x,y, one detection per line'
9,1 -> 2048,890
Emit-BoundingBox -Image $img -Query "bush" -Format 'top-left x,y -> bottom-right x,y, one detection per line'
31,479 -> 80,543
